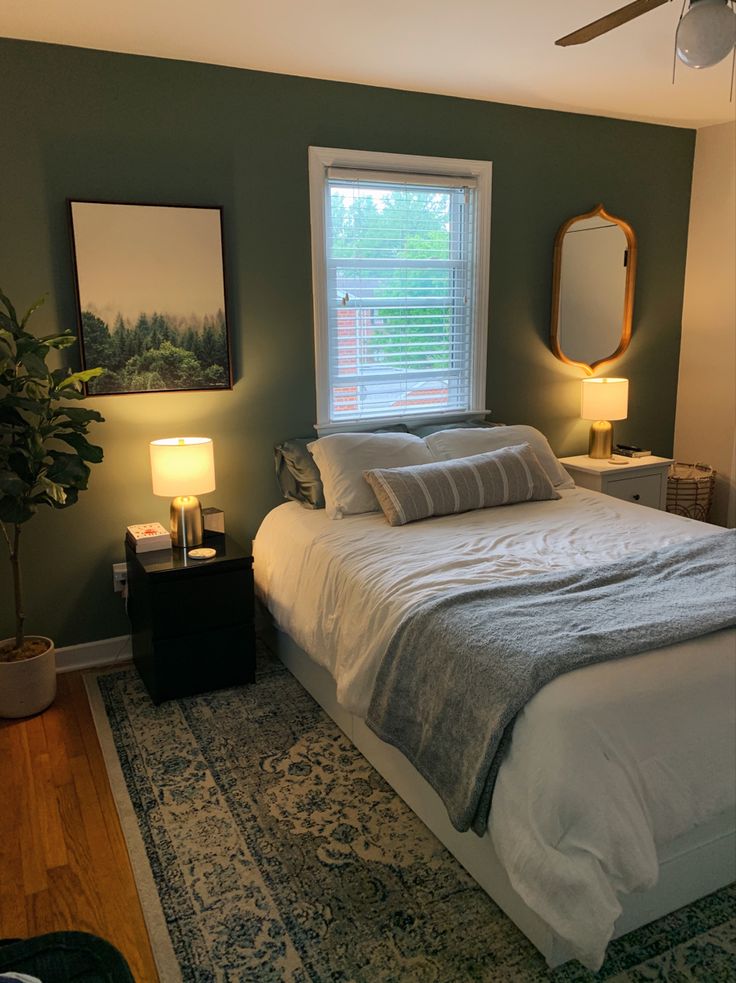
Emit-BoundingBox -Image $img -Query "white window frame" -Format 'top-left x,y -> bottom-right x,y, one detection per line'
308,146 -> 492,434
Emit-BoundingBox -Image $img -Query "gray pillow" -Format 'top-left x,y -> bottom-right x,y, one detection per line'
363,442 -> 560,526
274,438 -> 325,509
274,424 -> 410,509
409,418 -> 503,437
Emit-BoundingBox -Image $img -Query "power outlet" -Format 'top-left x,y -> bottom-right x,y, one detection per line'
112,562 -> 128,593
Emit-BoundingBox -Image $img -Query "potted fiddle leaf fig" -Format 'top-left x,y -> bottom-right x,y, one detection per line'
0,289 -> 105,717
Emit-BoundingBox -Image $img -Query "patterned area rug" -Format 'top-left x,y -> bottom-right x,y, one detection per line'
86,650 -> 735,982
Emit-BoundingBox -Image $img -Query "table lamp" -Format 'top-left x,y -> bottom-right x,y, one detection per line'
580,378 -> 629,460
150,437 -> 216,548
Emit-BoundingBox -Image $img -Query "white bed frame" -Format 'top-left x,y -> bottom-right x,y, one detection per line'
267,624 -> 736,969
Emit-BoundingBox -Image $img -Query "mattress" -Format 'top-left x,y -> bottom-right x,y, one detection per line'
253,489 -> 736,968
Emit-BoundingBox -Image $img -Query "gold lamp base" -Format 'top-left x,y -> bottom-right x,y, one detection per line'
170,496 -> 204,549
588,420 -> 614,459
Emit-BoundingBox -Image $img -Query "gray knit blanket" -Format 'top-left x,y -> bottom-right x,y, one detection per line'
366,530 -> 736,835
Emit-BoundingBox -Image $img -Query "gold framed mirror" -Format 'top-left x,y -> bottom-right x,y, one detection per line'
550,204 -> 637,375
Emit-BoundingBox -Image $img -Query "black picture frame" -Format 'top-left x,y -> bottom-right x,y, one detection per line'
68,200 -> 233,395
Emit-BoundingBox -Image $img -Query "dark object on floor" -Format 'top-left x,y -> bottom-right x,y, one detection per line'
0,931 -> 134,982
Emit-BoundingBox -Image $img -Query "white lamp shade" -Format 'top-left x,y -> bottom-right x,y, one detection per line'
580,378 -> 629,421
676,0 -> 736,69
150,437 -> 216,497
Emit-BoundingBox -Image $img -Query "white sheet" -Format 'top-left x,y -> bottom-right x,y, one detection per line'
253,490 -> 736,969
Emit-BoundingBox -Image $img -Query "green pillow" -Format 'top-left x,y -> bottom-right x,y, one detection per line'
274,425 -> 410,509
274,438 -> 324,509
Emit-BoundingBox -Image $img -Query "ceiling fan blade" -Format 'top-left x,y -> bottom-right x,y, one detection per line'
556,0 -> 671,47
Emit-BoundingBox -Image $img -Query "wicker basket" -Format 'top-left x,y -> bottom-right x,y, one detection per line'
666,462 -> 716,522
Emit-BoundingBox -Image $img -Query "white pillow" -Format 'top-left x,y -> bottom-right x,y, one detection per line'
308,432 -> 434,518
424,425 -> 575,489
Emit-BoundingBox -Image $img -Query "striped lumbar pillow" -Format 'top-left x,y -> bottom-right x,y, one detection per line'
363,442 -> 561,526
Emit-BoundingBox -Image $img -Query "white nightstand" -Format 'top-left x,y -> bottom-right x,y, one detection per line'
559,455 -> 674,511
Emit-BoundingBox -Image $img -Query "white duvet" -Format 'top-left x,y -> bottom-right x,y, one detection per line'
253,490 -> 736,969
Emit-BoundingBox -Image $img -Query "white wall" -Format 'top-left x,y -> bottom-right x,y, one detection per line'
674,121 -> 736,527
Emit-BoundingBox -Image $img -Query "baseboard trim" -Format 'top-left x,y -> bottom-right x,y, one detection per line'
56,635 -> 132,674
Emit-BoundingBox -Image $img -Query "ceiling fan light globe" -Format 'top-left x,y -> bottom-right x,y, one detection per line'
676,0 -> 736,68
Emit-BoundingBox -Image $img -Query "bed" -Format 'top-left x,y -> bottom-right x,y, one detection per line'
253,440 -> 736,971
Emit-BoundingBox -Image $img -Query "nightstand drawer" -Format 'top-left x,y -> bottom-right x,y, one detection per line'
559,455 -> 672,511
151,566 -> 253,639
143,623 -> 256,702
605,473 -> 662,509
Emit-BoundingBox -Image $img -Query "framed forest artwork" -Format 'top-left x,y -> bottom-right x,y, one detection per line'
69,201 -> 232,395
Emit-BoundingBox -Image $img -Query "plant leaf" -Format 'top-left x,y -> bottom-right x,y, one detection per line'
55,386 -> 86,401
19,351 -> 49,378
0,495 -> 34,524
45,451 -> 90,490
0,406 -> 26,428
32,476 -> 67,504
5,396 -> 44,413
54,431 -> 104,463
8,450 -> 33,475
16,336 -> 42,356
46,486 -> 79,510
0,472 -> 27,496
57,367 -> 104,389
39,331 -> 78,350
20,295 -> 47,328
0,289 -> 19,326
52,406 -> 105,425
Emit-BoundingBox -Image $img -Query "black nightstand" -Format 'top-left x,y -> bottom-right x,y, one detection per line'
125,533 -> 255,704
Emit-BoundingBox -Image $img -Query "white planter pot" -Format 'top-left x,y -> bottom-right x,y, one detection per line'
0,637 -> 56,718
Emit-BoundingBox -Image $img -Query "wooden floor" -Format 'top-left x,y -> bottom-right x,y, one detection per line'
0,671 -> 158,982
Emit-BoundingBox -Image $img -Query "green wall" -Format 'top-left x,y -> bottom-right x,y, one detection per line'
0,38 -> 694,646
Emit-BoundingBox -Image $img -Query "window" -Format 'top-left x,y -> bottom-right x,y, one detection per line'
309,147 -> 491,432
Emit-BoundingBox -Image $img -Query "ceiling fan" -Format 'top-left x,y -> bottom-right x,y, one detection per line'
556,0 -> 736,69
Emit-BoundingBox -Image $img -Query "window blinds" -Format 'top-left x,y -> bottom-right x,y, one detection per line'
323,169 -> 479,423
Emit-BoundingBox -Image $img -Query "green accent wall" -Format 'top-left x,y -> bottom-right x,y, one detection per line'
0,38 -> 694,646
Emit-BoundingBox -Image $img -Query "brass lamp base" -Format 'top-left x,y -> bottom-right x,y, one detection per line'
588,420 -> 613,459
170,495 -> 204,548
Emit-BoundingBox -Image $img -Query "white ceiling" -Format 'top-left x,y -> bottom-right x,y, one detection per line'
3,0 -> 735,127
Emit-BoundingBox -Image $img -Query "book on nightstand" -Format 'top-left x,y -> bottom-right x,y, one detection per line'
614,445 -> 652,458
126,522 -> 172,552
